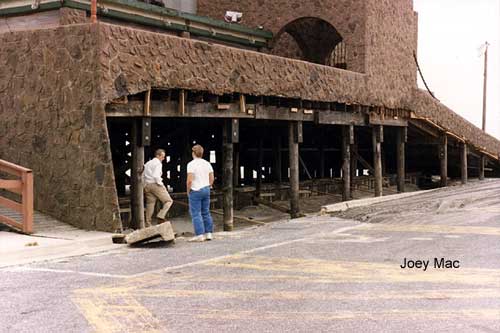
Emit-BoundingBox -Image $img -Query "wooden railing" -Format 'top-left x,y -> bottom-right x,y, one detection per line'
0,159 -> 33,234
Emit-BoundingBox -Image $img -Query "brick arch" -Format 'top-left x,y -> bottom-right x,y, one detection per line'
271,17 -> 343,65
197,0 -> 367,72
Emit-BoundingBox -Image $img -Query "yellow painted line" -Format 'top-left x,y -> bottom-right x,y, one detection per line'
72,292 -> 162,333
361,224 -> 500,236
126,288 -> 500,302
161,307 -> 500,321
206,255 -> 500,286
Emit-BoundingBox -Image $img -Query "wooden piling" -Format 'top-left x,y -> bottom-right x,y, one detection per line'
396,127 -> 406,193
461,142 -> 468,184
131,119 -> 145,229
439,134 -> 448,187
289,122 -> 300,218
350,143 -> 357,194
342,126 -> 351,201
479,155 -> 485,180
255,137 -> 264,200
372,125 -> 383,197
233,144 -> 240,187
319,128 -> 325,179
272,136 -> 282,183
222,121 -> 234,231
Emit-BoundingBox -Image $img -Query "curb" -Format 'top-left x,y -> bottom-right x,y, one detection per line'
0,236 -> 124,268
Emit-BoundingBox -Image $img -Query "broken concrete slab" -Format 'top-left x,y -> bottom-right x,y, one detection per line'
125,222 -> 175,246
112,234 -> 127,244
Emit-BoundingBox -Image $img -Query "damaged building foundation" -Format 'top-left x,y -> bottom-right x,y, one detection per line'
105,89 -> 499,230
1,0 -> 500,232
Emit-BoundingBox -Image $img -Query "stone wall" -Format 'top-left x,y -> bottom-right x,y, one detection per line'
198,0 -> 419,108
0,24 -> 120,232
59,8 -> 88,25
365,0 -> 418,105
197,0 -> 368,73
97,24 -> 369,104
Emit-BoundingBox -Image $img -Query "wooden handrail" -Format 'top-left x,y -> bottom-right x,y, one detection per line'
0,159 -> 33,234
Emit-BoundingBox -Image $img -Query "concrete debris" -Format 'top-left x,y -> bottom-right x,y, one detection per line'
125,222 -> 175,246
111,234 -> 127,244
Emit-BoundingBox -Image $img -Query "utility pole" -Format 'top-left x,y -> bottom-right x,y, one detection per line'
481,41 -> 489,131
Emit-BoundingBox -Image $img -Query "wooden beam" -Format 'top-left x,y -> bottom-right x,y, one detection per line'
21,170 -> 34,234
0,179 -> 22,194
0,215 -> 23,231
256,106 -> 314,122
316,111 -> 365,126
107,100 -> 254,118
144,89 -> 151,116
179,90 -> 185,116
0,196 -> 22,213
352,150 -> 374,174
239,94 -> 246,113
369,113 -> 408,127
409,120 -> 440,138
299,155 -> 312,180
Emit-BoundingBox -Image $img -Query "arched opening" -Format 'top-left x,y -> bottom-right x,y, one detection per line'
270,17 -> 344,67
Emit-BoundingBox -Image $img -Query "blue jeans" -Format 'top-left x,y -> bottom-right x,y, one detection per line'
188,186 -> 213,236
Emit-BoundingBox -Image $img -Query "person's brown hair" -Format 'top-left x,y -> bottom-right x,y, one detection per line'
192,144 -> 204,158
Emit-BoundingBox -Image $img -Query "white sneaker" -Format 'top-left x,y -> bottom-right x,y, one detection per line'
205,233 -> 213,241
188,235 -> 205,242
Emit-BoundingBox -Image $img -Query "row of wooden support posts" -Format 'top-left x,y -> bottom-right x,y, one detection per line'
438,133 -> 486,187
126,119 -> 411,230
369,125 -> 406,197
126,118 -> 305,230
123,90 -> 413,229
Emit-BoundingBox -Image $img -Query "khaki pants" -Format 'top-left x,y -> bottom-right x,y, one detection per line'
144,183 -> 173,227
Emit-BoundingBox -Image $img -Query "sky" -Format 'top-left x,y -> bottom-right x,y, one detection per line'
413,0 -> 500,139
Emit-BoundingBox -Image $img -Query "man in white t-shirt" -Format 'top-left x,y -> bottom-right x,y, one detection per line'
186,144 -> 214,242
143,149 -> 173,227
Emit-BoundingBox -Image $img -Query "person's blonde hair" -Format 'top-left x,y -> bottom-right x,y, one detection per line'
155,149 -> 166,157
192,144 -> 204,158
